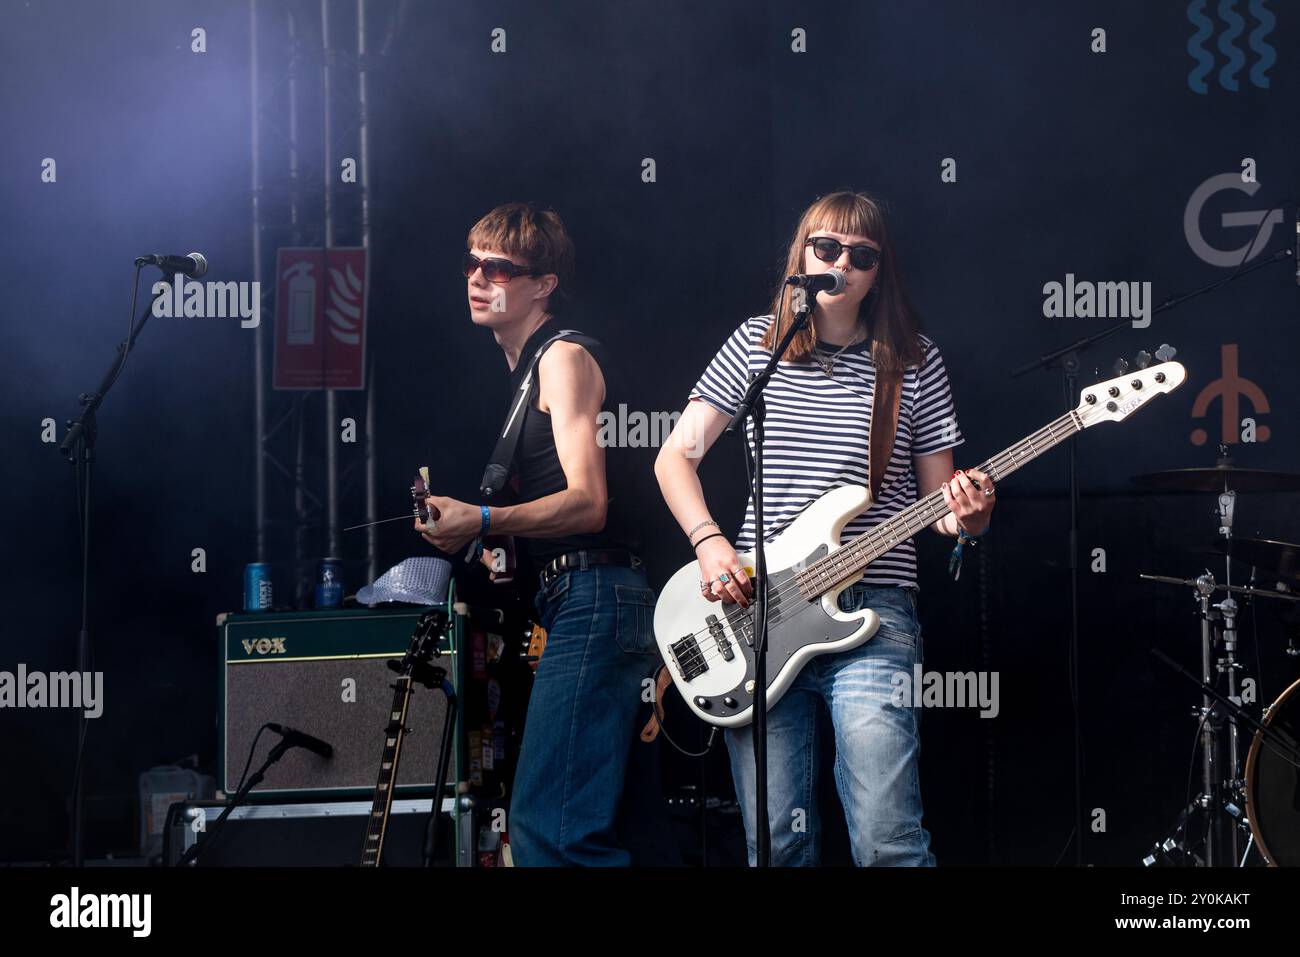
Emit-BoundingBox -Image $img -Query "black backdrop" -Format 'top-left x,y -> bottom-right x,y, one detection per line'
1,0 -> 1297,865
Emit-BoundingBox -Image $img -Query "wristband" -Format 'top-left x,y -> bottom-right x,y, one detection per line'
948,526 -> 988,581
480,505 -> 492,536
692,532 -> 725,550
687,519 -> 720,542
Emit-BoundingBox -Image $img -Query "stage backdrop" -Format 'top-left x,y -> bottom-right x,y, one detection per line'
0,0 -> 1295,864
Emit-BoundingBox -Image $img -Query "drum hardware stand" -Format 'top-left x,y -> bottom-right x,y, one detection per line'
1141,572 -> 1251,867
1195,573 -> 1245,866
1149,645 -> 1300,864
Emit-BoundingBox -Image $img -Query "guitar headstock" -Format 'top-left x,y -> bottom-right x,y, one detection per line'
410,466 -> 440,523
1075,360 -> 1186,428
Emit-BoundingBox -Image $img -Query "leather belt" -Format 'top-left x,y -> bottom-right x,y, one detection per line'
539,549 -> 642,588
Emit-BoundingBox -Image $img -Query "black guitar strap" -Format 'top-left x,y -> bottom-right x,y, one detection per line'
479,329 -> 583,501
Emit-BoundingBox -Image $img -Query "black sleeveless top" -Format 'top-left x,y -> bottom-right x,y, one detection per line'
503,322 -> 641,572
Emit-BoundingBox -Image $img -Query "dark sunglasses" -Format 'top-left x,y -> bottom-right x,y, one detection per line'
461,252 -> 541,284
805,237 -> 882,271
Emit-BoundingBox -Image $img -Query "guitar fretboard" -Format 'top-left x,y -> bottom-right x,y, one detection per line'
796,410 -> 1083,596
360,677 -> 413,867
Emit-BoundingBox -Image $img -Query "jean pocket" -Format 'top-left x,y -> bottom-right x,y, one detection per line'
872,607 -> 920,652
534,570 -> 571,620
614,584 -> 658,655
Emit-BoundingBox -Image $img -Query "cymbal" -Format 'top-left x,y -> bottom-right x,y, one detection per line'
1131,465 -> 1300,494
1210,538 -> 1300,582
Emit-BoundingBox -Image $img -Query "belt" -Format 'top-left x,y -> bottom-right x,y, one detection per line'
539,549 -> 642,587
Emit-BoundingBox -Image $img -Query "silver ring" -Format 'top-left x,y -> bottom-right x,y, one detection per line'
983,487 -> 994,497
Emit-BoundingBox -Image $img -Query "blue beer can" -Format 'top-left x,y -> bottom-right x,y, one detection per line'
315,558 -> 344,609
243,563 -> 273,612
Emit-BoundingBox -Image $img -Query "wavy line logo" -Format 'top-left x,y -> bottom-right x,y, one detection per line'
1187,0 -> 1276,94
326,261 -> 363,345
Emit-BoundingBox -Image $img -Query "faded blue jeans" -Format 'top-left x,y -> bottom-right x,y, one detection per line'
725,583 -> 936,867
509,563 -> 658,866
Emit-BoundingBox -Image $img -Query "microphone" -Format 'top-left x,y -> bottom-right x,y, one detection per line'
785,268 -> 845,295
135,252 -> 208,278
266,723 -> 334,760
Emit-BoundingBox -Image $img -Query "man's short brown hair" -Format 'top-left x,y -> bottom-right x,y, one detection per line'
468,202 -> 576,312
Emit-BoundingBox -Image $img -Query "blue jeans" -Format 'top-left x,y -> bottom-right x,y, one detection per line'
725,583 -> 936,867
509,563 -> 658,866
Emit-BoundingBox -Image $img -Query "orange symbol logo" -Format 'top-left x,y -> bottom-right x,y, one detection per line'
1190,343 -> 1270,446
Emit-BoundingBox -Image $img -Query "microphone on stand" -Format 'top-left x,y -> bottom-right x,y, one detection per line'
134,252 -> 208,277
785,268 -> 845,295
265,723 -> 334,760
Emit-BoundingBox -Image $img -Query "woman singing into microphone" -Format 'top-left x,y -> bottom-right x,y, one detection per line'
654,190 -> 995,866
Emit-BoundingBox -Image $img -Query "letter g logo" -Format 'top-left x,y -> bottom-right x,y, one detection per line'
1184,173 -> 1283,267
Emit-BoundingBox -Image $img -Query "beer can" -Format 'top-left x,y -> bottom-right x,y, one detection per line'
315,558 -> 344,609
243,563 -> 273,612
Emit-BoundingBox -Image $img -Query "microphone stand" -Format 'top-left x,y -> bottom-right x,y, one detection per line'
1011,245 -> 1293,867
418,663 -> 458,867
726,287 -> 813,868
175,737 -> 298,867
58,274 -> 169,867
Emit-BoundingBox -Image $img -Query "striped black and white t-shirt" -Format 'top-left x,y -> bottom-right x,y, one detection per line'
690,315 -> 964,591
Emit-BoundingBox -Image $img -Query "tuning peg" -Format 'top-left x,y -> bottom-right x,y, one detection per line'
1112,357 -> 1129,375
1134,350 -> 1152,370
1155,343 -> 1177,362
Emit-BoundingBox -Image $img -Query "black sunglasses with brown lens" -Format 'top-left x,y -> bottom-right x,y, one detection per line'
461,252 -> 542,284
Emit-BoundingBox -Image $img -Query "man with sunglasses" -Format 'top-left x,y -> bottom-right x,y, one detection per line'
415,202 -> 658,866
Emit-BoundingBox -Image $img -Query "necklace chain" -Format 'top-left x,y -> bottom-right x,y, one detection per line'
814,327 -> 865,376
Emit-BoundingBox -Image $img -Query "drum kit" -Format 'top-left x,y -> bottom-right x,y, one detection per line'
1134,449 -> 1300,867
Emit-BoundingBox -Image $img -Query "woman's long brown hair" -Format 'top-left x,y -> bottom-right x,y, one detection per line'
761,191 -> 926,373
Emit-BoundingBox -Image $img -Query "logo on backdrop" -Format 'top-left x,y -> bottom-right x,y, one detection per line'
1190,343 -> 1270,446
1183,173 -> 1284,268
1186,0 -> 1276,94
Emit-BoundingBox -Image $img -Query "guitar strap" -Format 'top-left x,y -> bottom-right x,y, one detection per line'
639,667 -> 675,743
869,366 -> 903,502
479,328 -> 584,501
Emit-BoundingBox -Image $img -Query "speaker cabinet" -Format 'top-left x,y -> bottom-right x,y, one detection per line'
218,605 -> 459,800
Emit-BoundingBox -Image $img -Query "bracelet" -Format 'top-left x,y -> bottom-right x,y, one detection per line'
480,505 -> 492,536
692,532 -> 725,550
687,519 -> 719,542
948,526 -> 988,581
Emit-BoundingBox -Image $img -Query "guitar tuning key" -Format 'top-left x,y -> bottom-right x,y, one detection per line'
1112,357 -> 1129,375
1155,343 -> 1177,362
1134,350 -> 1152,370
